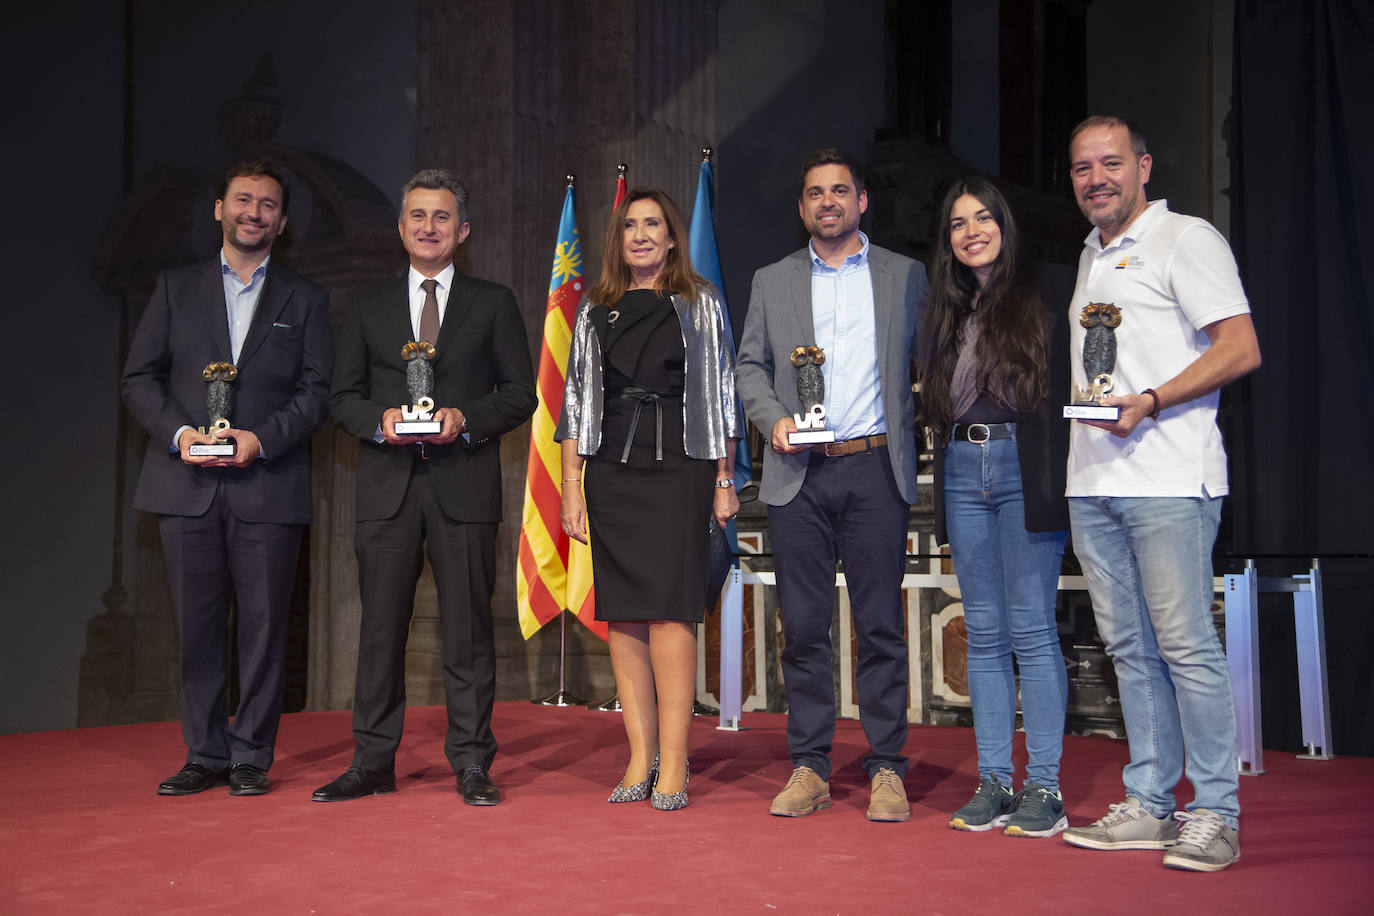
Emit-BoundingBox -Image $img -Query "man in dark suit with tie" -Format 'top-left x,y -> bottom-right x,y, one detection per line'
313,169 -> 536,805
123,159 -> 333,797
736,149 -> 927,822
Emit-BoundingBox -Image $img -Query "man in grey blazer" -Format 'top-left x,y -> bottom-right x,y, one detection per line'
737,149 -> 927,822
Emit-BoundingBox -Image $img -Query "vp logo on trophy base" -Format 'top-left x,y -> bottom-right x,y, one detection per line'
1063,303 -> 1124,421
188,362 -> 238,457
788,345 -> 836,446
395,340 -> 442,436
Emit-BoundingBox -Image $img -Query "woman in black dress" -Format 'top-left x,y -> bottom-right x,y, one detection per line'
556,188 -> 743,810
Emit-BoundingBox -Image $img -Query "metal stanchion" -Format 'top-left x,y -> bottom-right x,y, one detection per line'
532,611 -> 587,707
589,694 -> 621,712
716,562 -> 746,730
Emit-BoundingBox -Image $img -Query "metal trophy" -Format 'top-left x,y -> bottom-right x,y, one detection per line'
787,345 -> 836,445
395,340 -> 442,435
1063,303 -> 1124,421
188,362 -> 238,457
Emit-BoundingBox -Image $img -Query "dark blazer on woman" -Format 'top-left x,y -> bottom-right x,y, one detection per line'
931,263 -> 1074,545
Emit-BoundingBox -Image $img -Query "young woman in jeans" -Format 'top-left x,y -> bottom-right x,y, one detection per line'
918,178 -> 1072,837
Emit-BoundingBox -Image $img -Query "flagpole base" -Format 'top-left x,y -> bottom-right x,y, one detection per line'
588,694 -> 621,712
532,689 -> 588,707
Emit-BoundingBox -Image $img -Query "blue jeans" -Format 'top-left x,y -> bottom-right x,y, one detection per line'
944,436 -> 1068,791
1069,494 -> 1239,828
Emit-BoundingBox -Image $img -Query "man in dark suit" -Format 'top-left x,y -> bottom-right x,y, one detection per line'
313,169 -> 535,805
123,159 -> 333,797
736,149 -> 927,822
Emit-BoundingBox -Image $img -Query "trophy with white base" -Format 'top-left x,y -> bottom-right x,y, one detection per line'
787,345 -> 836,446
395,340 -> 442,436
1063,303 -> 1124,421
188,362 -> 238,457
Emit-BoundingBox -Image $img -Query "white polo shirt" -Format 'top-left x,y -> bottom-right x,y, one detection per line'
1066,200 -> 1251,498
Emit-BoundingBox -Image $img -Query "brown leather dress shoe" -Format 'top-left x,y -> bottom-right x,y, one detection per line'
866,767 -> 911,822
459,764 -> 501,806
311,766 -> 396,802
228,763 -> 271,796
157,762 -> 229,796
769,765 -> 831,816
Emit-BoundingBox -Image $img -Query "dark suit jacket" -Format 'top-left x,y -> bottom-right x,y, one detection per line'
122,257 -> 333,524
930,263 -> 1074,545
330,270 -> 536,523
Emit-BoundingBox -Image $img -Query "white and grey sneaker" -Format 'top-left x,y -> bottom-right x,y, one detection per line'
1062,798 -> 1180,850
1162,809 -> 1240,872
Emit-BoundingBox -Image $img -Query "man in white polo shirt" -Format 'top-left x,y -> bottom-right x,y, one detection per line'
1059,115 -> 1261,873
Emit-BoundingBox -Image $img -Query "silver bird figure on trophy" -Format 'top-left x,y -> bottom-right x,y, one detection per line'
403,340 -> 437,406
201,362 -> 238,435
1073,303 -> 1122,403
792,345 -> 826,412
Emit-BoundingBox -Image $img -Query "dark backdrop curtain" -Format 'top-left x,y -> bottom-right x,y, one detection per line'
1230,0 -> 1373,755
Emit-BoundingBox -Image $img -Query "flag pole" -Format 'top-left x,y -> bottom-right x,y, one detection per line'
532,610 -> 588,707
590,163 -> 630,713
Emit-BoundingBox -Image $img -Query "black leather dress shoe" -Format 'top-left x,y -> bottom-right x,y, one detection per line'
459,764 -> 501,806
311,766 -> 396,802
228,763 -> 271,796
157,762 -> 229,796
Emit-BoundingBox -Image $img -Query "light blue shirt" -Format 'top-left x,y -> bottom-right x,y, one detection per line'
222,251 -> 270,364
809,231 -> 884,439
169,252 -> 271,455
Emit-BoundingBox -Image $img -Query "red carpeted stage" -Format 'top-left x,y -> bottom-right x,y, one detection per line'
3,703 -> 1369,914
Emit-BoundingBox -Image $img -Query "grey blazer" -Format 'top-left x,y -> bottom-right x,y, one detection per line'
736,244 -> 928,506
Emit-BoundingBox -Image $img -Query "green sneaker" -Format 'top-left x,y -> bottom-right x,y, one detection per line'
949,776 -> 1014,831
1162,809 -> 1240,872
1004,783 -> 1068,837
1063,798 -> 1180,850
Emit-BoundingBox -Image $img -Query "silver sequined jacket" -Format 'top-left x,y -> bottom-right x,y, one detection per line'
555,284 -> 744,458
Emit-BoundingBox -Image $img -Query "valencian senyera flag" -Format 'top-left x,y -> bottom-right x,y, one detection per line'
689,153 -> 752,556
516,182 -> 604,641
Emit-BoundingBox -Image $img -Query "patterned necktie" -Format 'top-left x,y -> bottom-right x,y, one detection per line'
419,278 -> 440,345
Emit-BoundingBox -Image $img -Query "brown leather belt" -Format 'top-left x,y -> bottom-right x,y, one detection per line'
821,433 -> 887,457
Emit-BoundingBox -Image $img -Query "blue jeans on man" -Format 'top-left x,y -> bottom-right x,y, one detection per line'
1069,493 -> 1240,829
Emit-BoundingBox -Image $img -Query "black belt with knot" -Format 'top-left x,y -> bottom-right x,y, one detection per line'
615,386 -> 665,463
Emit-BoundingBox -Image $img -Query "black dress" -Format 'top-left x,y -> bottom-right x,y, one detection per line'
584,289 -> 714,623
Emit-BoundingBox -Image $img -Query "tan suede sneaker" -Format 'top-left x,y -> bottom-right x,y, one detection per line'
866,767 -> 910,822
769,765 -> 831,817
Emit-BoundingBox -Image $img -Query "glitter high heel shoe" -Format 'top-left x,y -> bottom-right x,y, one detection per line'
608,754 -> 659,803
650,760 -> 690,811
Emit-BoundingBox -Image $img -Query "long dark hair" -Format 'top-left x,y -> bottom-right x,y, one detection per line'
917,177 -> 1048,441
587,187 -> 704,305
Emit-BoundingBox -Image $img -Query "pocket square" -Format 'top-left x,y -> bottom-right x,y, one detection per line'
272,321 -> 294,328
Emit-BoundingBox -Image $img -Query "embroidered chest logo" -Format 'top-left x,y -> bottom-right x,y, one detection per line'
1114,255 -> 1146,270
